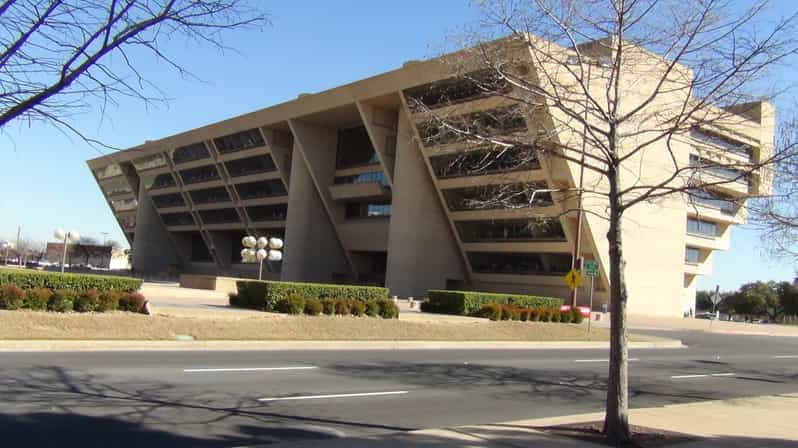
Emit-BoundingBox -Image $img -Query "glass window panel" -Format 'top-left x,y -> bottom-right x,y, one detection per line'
224,154 -> 276,177
443,183 -> 551,211
235,179 -> 286,200
246,204 -> 288,222
333,171 -> 389,186
172,142 -> 210,164
691,128 -> 753,160
456,219 -> 565,243
199,208 -> 240,224
142,172 -> 176,190
214,129 -> 265,154
688,188 -> 739,215
161,212 -> 195,227
686,218 -> 718,237
430,145 -> 540,178
404,69 -> 511,111
179,165 -> 220,185
345,202 -> 391,219
685,247 -> 701,263
189,187 -> 231,205
152,193 -> 185,209
468,252 -> 572,275
418,105 -> 527,146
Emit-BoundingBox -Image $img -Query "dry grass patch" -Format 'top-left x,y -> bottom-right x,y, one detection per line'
0,309 -> 627,341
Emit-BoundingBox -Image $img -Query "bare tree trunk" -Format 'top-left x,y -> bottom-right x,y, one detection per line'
604,136 -> 630,443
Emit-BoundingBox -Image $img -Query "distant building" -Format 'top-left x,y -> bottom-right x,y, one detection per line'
87,36 -> 774,316
45,243 -> 113,269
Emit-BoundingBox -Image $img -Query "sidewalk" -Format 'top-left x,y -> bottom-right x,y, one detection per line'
267,394 -> 798,447
600,314 -> 798,338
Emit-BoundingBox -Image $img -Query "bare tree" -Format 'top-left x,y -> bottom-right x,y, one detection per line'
411,0 -> 798,443
0,0 -> 268,145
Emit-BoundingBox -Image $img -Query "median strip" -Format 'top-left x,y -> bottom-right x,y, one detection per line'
258,390 -> 409,402
184,366 -> 317,373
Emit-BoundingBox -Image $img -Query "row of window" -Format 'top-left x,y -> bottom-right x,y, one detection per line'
417,105 -> 527,147
404,69 -> 512,111
173,142 -> 210,164
456,218 -> 565,243
691,128 -> 753,161
685,247 -> 701,263
430,145 -> 540,178
333,171 -> 389,186
152,179 -> 287,209
160,204 -> 288,227
345,202 -> 391,219
443,183 -> 552,211
468,252 -> 572,276
214,128 -> 265,154
687,218 -> 719,237
688,188 -> 739,215
689,155 -> 750,185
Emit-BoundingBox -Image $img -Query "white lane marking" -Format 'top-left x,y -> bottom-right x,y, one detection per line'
574,358 -> 639,363
258,391 -> 408,402
671,372 -> 735,379
773,355 -> 798,359
184,366 -> 317,373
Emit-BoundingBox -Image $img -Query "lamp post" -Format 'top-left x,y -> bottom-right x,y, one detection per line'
1,242 -> 11,265
54,228 -> 80,273
241,235 -> 283,280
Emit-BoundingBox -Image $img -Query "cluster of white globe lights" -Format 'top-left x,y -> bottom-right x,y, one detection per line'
241,236 -> 283,280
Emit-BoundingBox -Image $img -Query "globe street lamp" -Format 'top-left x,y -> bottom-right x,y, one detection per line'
54,228 -> 80,273
241,235 -> 283,280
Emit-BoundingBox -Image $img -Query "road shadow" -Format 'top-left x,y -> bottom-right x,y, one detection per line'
0,366 -> 411,447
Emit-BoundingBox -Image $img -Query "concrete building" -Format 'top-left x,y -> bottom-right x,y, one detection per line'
87,37 -> 774,316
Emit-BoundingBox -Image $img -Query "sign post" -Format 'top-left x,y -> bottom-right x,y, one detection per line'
584,260 -> 600,337
710,284 -> 722,327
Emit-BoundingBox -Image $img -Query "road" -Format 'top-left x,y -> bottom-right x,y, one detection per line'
1,330 -> 797,447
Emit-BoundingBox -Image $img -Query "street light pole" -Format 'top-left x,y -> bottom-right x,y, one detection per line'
54,228 -> 79,273
570,62 -> 592,308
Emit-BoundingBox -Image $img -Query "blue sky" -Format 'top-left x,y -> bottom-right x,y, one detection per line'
0,1 -> 795,291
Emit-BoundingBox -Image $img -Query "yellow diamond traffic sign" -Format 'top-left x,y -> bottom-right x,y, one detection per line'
564,268 -> 582,290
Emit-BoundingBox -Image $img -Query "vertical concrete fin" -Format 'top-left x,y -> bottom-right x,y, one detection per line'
281,136 -> 350,282
384,104 -> 467,297
356,101 -> 398,185
132,181 -> 184,274
262,127 -> 293,189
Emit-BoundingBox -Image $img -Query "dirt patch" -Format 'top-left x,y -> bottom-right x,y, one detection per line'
539,421 -> 700,448
0,309 -> 626,341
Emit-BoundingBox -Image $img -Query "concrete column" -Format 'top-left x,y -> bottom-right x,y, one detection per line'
132,185 -> 182,274
385,110 -> 466,297
281,137 -> 349,282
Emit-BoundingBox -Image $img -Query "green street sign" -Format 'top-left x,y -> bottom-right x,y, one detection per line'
585,260 -> 600,278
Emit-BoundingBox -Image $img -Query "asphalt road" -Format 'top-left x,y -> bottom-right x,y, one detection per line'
1,330 -> 797,447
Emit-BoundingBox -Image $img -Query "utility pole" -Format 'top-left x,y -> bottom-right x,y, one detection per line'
15,225 -> 21,266
570,63 -> 591,308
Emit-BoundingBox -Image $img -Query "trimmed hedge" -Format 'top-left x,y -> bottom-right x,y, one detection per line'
235,280 -> 388,312
424,290 -> 563,316
0,268 -> 141,293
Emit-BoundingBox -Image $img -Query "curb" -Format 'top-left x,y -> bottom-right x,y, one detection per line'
0,339 -> 683,352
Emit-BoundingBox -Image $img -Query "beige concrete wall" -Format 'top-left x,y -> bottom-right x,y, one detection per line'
384,110 -> 466,297
132,183 -> 182,274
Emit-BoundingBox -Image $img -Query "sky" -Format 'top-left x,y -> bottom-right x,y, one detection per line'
0,1 -> 795,291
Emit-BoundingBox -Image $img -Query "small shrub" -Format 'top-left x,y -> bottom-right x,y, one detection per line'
0,285 -> 25,310
321,299 -> 336,315
539,308 -> 551,322
571,309 -> 585,323
25,287 -> 52,310
519,308 -> 530,321
49,289 -> 76,312
96,290 -> 121,312
0,267 -> 141,292
234,279 -> 388,311
304,298 -> 323,315
424,289 -> 564,315
284,294 -> 306,315
377,298 -> 399,319
500,304 -> 514,321
550,309 -> 562,323
350,300 -> 366,317
528,308 -> 540,322
335,299 -> 351,316
119,292 -> 147,313
74,289 -> 100,313
228,292 -> 241,307
479,303 -> 502,321
365,300 -> 380,317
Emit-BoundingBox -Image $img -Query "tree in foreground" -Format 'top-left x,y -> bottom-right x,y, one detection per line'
411,0 -> 798,443
0,0 -> 268,143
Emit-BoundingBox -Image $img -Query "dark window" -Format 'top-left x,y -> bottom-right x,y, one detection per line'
224,154 -> 277,177
443,183 -> 551,211
685,247 -> 701,263
404,69 -> 511,111
214,128 -> 265,154
151,193 -> 185,209
687,218 -> 718,237
189,187 -> 231,205
691,128 -> 753,160
179,165 -> 220,185
235,179 -> 287,200
345,202 -> 391,219
418,105 -> 527,146
456,219 -> 565,243
468,252 -> 572,275
190,233 -> 212,262
172,142 -> 210,164
336,126 -> 380,169
199,208 -> 240,224
430,145 -> 540,178
689,155 -> 749,185
246,204 -> 288,221
149,173 -> 176,190
688,188 -> 739,215
333,171 -> 389,186
161,212 -> 195,226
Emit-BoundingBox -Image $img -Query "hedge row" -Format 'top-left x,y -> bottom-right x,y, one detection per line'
0,268 -> 142,293
230,291 -> 399,319
422,290 -> 564,316
478,303 -> 585,323
235,280 -> 388,312
0,284 -> 147,313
